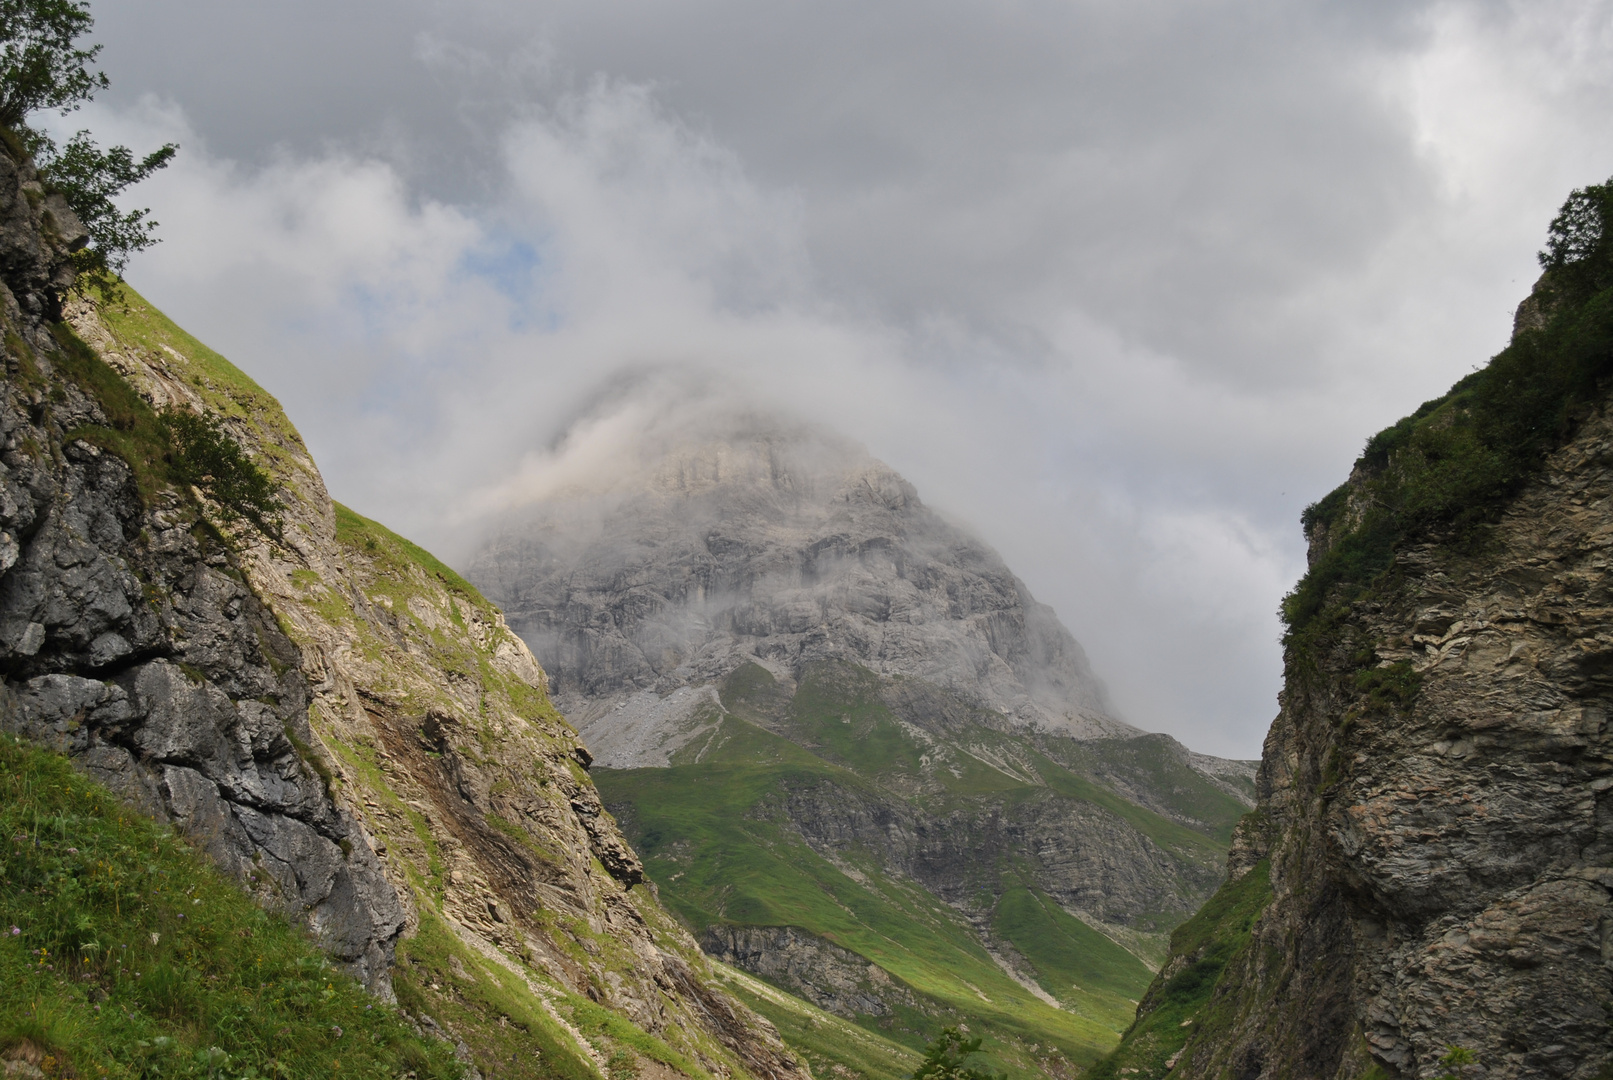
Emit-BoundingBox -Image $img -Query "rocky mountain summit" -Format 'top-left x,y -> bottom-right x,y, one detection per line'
468,418 -> 1138,753
0,131 -> 804,1080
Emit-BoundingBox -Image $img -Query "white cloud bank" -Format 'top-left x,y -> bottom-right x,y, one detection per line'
70,0 -> 1613,757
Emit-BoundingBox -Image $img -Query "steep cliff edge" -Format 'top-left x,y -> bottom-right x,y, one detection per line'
1094,198 -> 1613,1079
0,132 -> 804,1080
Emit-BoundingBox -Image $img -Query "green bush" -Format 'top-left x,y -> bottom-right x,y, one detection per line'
159,406 -> 281,532
910,1028 -> 1001,1080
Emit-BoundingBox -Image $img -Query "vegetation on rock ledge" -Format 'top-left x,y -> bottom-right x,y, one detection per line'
1284,175 -> 1613,648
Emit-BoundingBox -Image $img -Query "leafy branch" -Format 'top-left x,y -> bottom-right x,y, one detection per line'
2,0 -> 177,299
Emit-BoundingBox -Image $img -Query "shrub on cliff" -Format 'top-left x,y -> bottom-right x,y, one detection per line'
910,1028 -> 1002,1080
1,0 -> 176,294
1283,175 -> 1613,644
159,407 -> 283,532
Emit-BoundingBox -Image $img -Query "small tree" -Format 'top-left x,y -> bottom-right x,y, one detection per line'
1,0 -> 176,297
0,0 -> 103,127
1539,175 -> 1613,306
1435,1044 -> 1479,1080
911,1028 -> 1002,1080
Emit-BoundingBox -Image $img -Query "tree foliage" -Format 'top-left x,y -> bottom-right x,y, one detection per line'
0,0 -> 103,127
159,408 -> 282,533
1,0 -> 175,296
911,1028 -> 1001,1080
1539,176 -> 1613,305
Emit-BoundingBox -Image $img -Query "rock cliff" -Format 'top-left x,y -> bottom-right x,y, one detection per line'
0,143 -> 405,993
0,132 -> 804,1079
1093,269 -> 1613,1075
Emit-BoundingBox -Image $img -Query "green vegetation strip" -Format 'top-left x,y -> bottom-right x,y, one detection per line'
1084,860 -> 1272,1080
0,733 -> 463,1080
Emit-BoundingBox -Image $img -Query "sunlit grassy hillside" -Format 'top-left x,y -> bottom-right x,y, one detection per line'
597,661 -> 1247,1079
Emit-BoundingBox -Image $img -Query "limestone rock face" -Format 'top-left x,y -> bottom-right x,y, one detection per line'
0,145 -> 401,993
468,422 -> 1136,747
1156,368 -> 1613,1076
0,144 -> 86,321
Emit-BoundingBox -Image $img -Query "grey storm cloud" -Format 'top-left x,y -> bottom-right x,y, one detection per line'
73,0 -> 1613,756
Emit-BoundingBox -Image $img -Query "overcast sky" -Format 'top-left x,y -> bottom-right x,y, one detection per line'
72,0 -> 1613,757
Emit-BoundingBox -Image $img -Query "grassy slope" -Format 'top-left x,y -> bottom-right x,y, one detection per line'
1082,860 -> 1272,1080
0,733 -> 464,1080
596,662 -> 1237,1078
709,963 -> 921,1080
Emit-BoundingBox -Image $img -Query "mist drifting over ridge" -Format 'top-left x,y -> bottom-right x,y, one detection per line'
462,384 -> 1140,751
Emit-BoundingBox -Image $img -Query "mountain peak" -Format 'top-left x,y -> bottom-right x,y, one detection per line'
468,413 -> 1137,756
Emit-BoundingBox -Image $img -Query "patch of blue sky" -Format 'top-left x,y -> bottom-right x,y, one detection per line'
457,234 -> 561,332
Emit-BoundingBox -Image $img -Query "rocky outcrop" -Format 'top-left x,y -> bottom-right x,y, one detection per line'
1115,287 -> 1613,1079
775,767 -> 1222,927
702,925 -> 920,1019
0,141 -> 402,993
0,136 -> 85,321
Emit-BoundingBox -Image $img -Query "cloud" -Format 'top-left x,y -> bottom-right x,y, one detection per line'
77,0 -> 1613,757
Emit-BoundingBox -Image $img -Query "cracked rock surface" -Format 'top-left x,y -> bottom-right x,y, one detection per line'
0,141 -> 402,994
